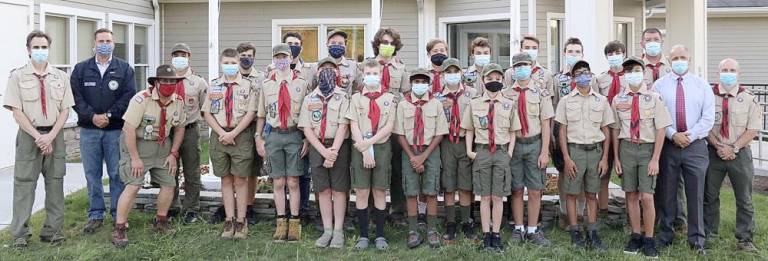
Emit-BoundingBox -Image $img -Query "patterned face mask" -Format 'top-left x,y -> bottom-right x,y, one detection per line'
273,57 -> 292,71
318,68 -> 337,96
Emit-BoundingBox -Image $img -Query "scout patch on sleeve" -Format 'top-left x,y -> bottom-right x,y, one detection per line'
715,112 -> 721,121
134,95 -> 144,103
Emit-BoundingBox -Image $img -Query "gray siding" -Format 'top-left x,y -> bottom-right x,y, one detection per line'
646,16 -> 768,84
613,0 -> 645,56
536,0 -> 565,71
435,0 -> 511,18
160,3 -> 207,75
39,0 -> 154,19
381,0 -> 418,67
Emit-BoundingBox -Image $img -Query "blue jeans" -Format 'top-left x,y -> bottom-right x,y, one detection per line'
80,128 -> 124,220
300,156 -> 311,214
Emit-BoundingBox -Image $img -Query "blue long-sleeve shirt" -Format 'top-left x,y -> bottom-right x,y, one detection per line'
651,72 -> 715,141
70,56 -> 136,130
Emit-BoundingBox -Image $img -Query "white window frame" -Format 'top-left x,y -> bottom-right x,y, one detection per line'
437,13 -> 513,67
613,16 -> 636,56
39,4 -> 106,71
107,13 -> 158,84
546,12 -> 565,71
271,18 -> 373,62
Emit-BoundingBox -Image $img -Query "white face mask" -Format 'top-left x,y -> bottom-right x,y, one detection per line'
625,72 -> 644,87
363,74 -> 381,89
523,49 -> 538,61
171,57 -> 189,70
444,73 -> 461,85
474,55 -> 491,67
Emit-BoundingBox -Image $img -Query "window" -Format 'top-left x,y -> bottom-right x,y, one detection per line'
44,15 -> 69,67
447,20 -> 511,68
273,19 -> 372,63
76,19 -> 97,61
134,26 -> 149,90
108,13 -> 156,91
547,13 -> 565,73
613,17 -> 635,56
112,23 -> 128,60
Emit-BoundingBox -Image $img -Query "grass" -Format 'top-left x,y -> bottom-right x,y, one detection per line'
1,189 -> 766,260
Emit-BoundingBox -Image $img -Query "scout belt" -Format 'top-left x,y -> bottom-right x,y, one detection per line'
35,126 -> 53,132
569,142 -> 602,151
274,126 -> 299,134
476,143 -> 509,151
516,134 -> 541,144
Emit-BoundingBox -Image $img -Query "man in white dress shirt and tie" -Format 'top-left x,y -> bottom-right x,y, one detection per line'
652,45 -> 714,255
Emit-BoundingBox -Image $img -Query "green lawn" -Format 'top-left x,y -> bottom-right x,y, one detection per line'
1,189 -> 766,260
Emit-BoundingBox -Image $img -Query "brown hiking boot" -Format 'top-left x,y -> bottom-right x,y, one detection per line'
286,218 -> 302,242
151,219 -> 176,234
233,221 -> 248,240
82,219 -> 103,234
221,219 -> 235,239
273,218 -> 288,242
111,225 -> 129,248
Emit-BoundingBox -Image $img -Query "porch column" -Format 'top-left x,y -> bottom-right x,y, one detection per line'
510,0 -> 522,65
208,0 -> 219,80
665,0 -> 707,77
564,0 -> 613,73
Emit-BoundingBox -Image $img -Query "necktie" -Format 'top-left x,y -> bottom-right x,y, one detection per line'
488,100 -> 496,153
406,95 -> 428,153
647,63 -> 661,82
278,79 -> 291,131
155,99 -> 169,145
364,92 -> 384,135
33,73 -> 48,119
317,94 -> 330,141
714,84 -> 745,139
446,90 -> 463,144
675,77 -> 687,132
607,70 -> 624,104
379,60 -> 391,93
515,87 -> 529,137
629,92 -> 640,142
224,82 -> 235,128
432,70 -> 442,93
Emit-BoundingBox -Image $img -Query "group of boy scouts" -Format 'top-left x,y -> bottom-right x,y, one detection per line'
4,25 -> 761,258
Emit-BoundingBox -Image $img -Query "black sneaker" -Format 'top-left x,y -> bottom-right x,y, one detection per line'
491,232 -> 504,252
479,232 -> 492,251
462,221 -> 478,241
167,208 -> 181,220
183,211 -> 199,224
209,206 -> 226,224
443,222 -> 457,243
389,212 -> 407,227
642,237 -> 660,258
417,213 -> 427,226
526,230 -> 552,247
586,230 -> 606,252
623,233 -> 643,254
570,230 -> 585,248
245,206 -> 258,225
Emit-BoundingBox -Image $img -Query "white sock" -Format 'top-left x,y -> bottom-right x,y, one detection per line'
418,202 -> 426,214
515,225 -> 524,231
527,226 -> 537,234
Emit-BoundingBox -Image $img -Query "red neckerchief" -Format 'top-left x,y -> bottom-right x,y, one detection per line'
445,87 -> 464,144
607,70 -> 624,104
33,73 -> 48,119
271,71 -> 298,130
404,94 -> 431,153
379,60 -> 391,93
364,91 -> 384,135
712,84 -> 745,139
514,86 -> 529,136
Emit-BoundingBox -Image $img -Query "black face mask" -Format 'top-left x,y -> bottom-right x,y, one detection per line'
484,81 -> 503,92
430,53 -> 447,66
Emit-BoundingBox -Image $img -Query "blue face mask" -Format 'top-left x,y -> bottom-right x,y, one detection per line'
565,55 -> 580,67
328,44 -> 346,59
625,72 -> 644,87
411,83 -> 429,96
607,54 -> 624,68
31,49 -> 49,63
444,73 -> 461,85
523,49 -> 538,61
171,57 -> 189,70
645,42 -> 662,56
318,69 -> 337,96
671,60 -> 688,75
514,65 -> 532,80
575,74 -> 592,87
95,43 -> 114,56
221,64 -> 239,76
719,72 -> 738,87
289,45 -> 302,59
474,55 -> 490,67
363,75 -> 381,89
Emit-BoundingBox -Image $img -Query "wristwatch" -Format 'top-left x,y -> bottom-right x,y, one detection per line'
730,144 -> 740,154
106,112 -> 113,119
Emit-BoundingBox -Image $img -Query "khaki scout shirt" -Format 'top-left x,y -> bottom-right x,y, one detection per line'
504,63 -> 555,97
201,74 -> 258,129
461,92 -> 522,145
464,65 -> 484,96
394,93 -> 449,146
179,69 -> 208,125
123,88 -> 186,141
3,63 -> 75,127
376,57 -> 410,97
257,70 -> 308,129
711,84 -> 763,145
552,72 -> 574,108
310,56 -> 359,95
554,88 -> 615,144
298,88 -> 350,140
437,85 -> 476,137
346,89 -> 397,144
610,87 -> 672,143
595,70 -> 628,100
239,67 -> 265,123
501,81 -> 555,137
642,54 -> 672,87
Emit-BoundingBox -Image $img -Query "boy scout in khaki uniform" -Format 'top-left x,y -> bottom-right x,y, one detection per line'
704,58 -> 761,253
298,57 -> 351,249
256,44 -> 309,242
463,37 -> 493,96
640,28 -> 672,87
503,36 -> 555,97
348,58 -> 398,250
310,29 -> 359,94
610,57 -> 671,258
437,58 -> 477,242
112,65 -> 187,247
167,43 -> 208,224
202,48 -> 258,240
554,60 -> 614,251
501,53 -> 554,247
461,63 -> 521,252
394,68 -> 449,249
4,31 -> 74,249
